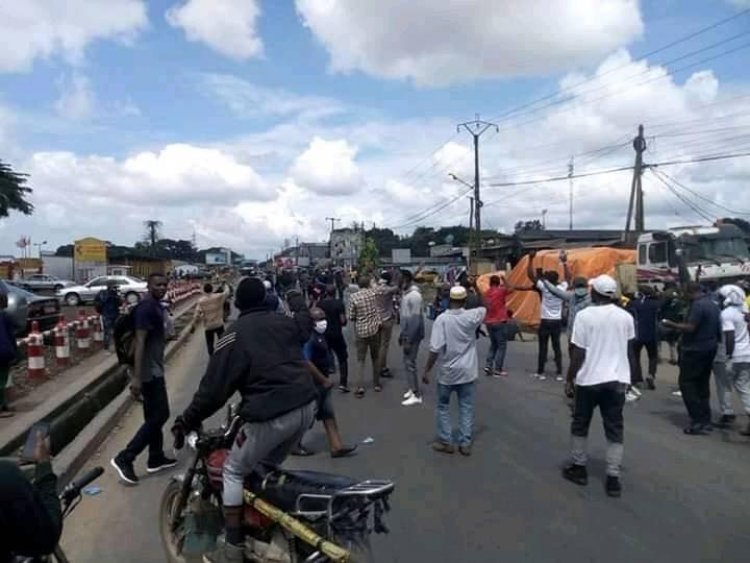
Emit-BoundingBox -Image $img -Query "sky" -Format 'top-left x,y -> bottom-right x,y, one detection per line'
0,0 -> 749,260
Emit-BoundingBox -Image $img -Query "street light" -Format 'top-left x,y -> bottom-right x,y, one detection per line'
33,240 -> 47,258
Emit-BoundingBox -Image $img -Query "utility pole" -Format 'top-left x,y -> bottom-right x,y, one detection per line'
624,124 -> 647,239
468,196 -> 475,266
458,115 -> 498,263
568,156 -> 574,231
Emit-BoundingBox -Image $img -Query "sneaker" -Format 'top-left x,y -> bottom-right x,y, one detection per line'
147,456 -> 178,474
625,390 -> 640,403
537,374 -> 547,381
380,368 -> 393,379
671,389 -> 682,397
555,375 -> 564,382
403,389 -> 414,400
402,394 -> 423,406
646,377 -> 656,390
338,385 -> 351,394
458,444 -> 472,456
484,367 -> 492,376
605,476 -> 622,498
432,441 -> 455,454
111,455 -> 139,485
492,369 -> 508,378
630,386 -> 642,397
562,463 -> 588,486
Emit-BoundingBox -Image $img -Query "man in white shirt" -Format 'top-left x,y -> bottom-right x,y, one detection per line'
527,250 -> 570,381
423,286 -> 486,456
716,285 -> 750,437
563,275 -> 635,498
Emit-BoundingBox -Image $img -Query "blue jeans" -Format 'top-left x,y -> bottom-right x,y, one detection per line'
436,381 -> 476,446
486,323 -> 508,371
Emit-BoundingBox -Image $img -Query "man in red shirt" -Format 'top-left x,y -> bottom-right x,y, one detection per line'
484,275 -> 528,377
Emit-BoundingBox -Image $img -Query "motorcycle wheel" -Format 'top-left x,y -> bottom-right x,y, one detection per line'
159,480 -> 204,563
334,535 -> 374,563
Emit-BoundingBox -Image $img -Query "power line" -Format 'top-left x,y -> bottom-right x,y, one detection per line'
386,187 -> 474,231
650,169 -> 715,222
654,169 -> 750,216
483,8 -> 750,125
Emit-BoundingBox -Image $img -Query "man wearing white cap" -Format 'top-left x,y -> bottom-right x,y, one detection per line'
422,285 -> 487,456
563,275 -> 635,498
716,284 -> 750,436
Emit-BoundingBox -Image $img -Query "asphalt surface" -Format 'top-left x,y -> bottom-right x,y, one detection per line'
61,322 -> 750,563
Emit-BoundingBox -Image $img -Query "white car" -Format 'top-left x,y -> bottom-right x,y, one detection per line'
57,275 -> 148,307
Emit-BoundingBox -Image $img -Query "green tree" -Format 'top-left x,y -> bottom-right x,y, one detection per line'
0,160 -> 33,219
358,237 -> 380,273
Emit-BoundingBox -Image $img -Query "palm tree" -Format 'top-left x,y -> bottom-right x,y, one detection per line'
144,220 -> 163,250
0,160 -> 33,219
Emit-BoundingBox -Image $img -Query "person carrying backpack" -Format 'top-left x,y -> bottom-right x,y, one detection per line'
96,282 -> 122,352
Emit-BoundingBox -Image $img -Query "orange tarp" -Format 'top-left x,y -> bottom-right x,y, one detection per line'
477,247 -> 636,328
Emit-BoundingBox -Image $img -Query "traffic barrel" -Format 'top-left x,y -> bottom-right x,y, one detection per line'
76,310 -> 91,351
91,315 -> 104,348
27,321 -> 47,381
54,316 -> 70,367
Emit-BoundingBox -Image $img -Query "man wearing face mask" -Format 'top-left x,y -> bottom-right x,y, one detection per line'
293,307 -> 358,458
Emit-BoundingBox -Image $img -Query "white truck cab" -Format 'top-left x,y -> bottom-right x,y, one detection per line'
637,224 -> 750,287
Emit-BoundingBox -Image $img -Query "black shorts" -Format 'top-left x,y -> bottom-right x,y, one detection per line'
316,387 -> 335,421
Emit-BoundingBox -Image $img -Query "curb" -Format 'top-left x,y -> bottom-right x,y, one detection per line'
54,307 -> 199,487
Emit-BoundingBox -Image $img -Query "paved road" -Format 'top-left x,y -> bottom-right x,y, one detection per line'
61,324 -> 750,562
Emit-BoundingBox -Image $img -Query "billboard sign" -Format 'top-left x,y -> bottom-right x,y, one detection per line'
205,252 -> 228,265
74,237 -> 107,263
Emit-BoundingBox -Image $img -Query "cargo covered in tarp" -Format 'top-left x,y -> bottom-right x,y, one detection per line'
476,247 -> 636,329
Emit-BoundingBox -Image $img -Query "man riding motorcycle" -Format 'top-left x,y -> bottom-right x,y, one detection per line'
172,277 -> 318,562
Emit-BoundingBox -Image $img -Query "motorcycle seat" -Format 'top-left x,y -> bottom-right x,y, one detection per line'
246,464 -> 358,513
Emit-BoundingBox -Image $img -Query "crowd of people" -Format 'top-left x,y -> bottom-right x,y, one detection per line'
5,254 -> 750,559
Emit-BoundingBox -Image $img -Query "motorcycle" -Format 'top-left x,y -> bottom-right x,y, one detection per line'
15,465 -> 105,562
160,406 -> 394,562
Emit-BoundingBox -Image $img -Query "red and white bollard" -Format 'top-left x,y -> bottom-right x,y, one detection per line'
27,321 -> 46,381
76,310 -> 91,351
91,315 -> 104,348
54,316 -> 70,368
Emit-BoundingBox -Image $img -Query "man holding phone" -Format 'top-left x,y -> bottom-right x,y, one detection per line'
0,430 -> 62,559
111,273 -> 176,485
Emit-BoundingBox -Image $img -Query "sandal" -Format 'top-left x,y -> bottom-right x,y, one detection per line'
355,388 -> 365,398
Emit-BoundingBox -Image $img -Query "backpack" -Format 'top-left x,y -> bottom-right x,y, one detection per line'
113,306 -> 137,366
94,290 -> 106,314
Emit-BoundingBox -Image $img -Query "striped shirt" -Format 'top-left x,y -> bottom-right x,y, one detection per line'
348,287 -> 381,339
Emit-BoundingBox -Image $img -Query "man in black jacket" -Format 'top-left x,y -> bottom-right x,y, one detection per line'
0,432 -> 62,561
173,277 -> 318,563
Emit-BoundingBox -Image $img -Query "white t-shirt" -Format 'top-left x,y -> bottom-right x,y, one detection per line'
536,280 -> 568,320
429,307 -> 487,385
571,304 -> 635,386
721,306 -> 750,363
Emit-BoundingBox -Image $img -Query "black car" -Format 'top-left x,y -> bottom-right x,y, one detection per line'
0,279 -> 61,335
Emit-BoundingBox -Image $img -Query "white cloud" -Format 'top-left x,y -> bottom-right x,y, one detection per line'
295,0 -> 643,86
27,143 -> 271,207
166,0 -> 263,60
54,74 -> 95,119
200,73 -> 344,120
290,137 -> 364,195
0,0 -> 147,72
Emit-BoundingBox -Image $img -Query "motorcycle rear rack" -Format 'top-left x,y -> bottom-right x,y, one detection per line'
294,479 -> 394,516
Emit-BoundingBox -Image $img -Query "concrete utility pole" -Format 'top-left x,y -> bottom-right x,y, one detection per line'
568,156 -> 574,231
624,124 -> 647,238
458,115 -> 498,260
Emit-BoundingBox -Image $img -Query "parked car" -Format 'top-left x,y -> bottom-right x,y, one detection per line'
20,273 -> 76,292
57,275 -> 147,307
0,279 -> 61,336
